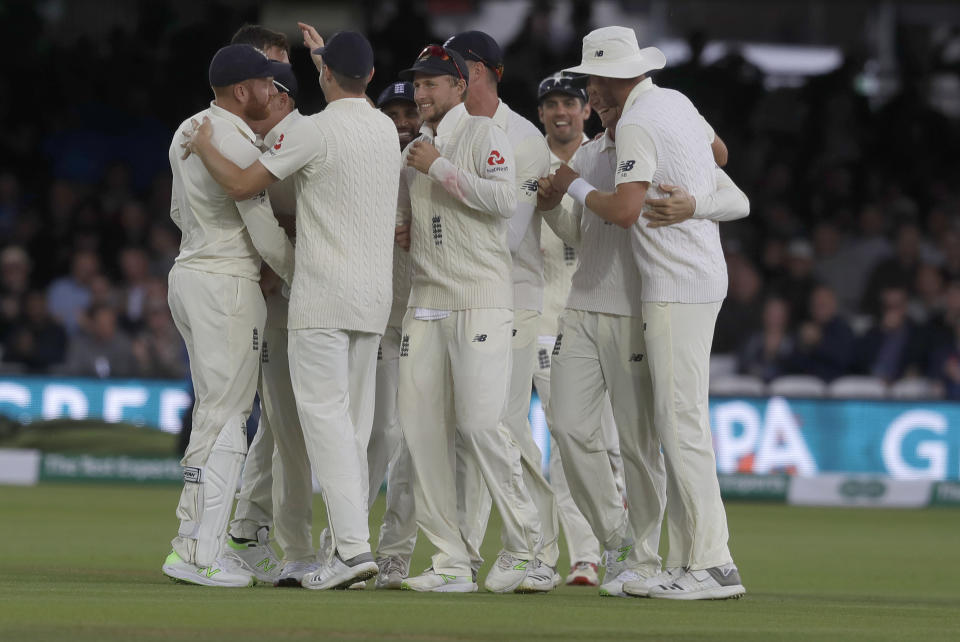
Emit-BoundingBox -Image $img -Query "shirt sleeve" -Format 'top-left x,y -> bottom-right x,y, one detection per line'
506,134 -> 551,252
693,167 -> 751,222
258,116 -> 326,181
700,114 -> 716,143
396,162 -> 415,226
614,124 -> 657,187
219,131 -> 296,285
427,122 -> 517,218
542,195 -> 582,248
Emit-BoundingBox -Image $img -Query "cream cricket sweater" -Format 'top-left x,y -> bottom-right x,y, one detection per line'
491,101 -> 551,312
565,132 -> 644,317
399,103 -> 517,310
616,81 -> 726,303
538,138 -> 586,337
260,98 -> 401,333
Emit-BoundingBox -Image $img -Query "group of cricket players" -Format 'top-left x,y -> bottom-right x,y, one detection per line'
160,19 -> 751,601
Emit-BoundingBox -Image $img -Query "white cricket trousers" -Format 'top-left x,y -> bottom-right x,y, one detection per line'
288,328 -> 379,561
642,301 -> 732,570
550,309 -> 666,574
535,331 -> 624,567
229,325 -> 315,562
167,265 -> 264,565
458,309 -> 560,568
367,326 -> 417,560
398,308 -> 543,576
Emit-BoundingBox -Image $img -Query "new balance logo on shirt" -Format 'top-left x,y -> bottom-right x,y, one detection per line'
377,344 -> 383,361
563,243 -> 576,265
400,335 -> 410,357
521,178 -> 539,194
617,160 -> 635,175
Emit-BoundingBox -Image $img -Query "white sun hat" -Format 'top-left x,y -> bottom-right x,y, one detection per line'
564,26 -> 666,78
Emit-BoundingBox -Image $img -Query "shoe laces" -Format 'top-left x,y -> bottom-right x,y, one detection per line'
379,556 -> 406,576
495,552 -> 525,571
573,561 -> 595,573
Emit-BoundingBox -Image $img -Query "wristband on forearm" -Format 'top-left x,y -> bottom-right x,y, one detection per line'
567,177 -> 596,206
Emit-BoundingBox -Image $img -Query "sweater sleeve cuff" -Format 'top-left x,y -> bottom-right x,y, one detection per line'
427,157 -> 457,184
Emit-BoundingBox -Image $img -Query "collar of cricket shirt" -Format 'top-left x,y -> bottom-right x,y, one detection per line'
622,77 -> 654,113
208,101 -> 258,145
262,109 -> 303,151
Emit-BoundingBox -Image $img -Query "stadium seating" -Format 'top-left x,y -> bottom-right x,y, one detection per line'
828,376 -> 888,399
768,375 -> 827,398
709,374 -> 766,397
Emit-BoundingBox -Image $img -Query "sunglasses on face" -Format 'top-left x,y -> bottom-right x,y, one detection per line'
417,44 -> 465,83
467,48 -> 504,81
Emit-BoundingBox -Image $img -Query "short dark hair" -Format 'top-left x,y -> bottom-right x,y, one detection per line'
331,68 -> 369,94
231,24 -> 289,55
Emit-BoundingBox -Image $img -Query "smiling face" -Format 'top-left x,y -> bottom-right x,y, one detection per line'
586,76 -> 620,130
381,100 -> 420,148
413,72 -> 464,127
538,93 -> 590,144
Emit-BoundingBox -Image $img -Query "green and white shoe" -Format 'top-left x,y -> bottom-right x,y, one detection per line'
401,568 -> 477,593
484,551 -> 532,593
161,550 -> 256,588
225,527 -> 282,584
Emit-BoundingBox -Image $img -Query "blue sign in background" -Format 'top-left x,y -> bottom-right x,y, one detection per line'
3,376 -> 959,481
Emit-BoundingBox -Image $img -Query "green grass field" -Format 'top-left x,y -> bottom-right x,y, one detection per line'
2,484 -> 958,641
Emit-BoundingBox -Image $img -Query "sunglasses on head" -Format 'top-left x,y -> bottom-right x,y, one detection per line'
467,48 -> 504,81
417,44 -> 465,82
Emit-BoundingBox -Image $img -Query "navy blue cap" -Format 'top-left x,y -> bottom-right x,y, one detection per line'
537,72 -> 587,103
444,31 -> 503,81
376,81 -> 415,108
208,44 -> 288,87
399,45 -> 469,85
312,31 -> 374,79
272,63 -> 298,100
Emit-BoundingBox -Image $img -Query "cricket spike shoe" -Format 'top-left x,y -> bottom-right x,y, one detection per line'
401,568 -> 477,593
225,526 -> 282,583
275,560 -> 316,587
622,566 -> 683,597
375,555 -> 410,590
516,559 -> 556,593
162,550 -> 255,588
484,551 -> 532,593
647,564 -> 746,600
301,551 -> 378,590
565,561 -> 599,586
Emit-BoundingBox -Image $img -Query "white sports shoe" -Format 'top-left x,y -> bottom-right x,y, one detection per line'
565,561 -> 599,586
275,560 -> 316,587
301,552 -> 379,590
598,569 -> 645,597
483,551 -> 532,593
647,564 -> 746,600
375,555 -> 409,590
401,568 -> 477,593
552,571 -> 562,588
162,551 -> 255,588
602,541 -> 634,584
225,527 -> 282,583
623,567 -> 683,597
516,559 -> 555,593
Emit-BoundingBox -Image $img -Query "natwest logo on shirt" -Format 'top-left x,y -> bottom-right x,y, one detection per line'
487,150 -> 505,166
273,134 -> 285,150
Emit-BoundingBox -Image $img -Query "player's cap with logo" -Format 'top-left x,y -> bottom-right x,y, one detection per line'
537,72 -> 587,103
272,63 -> 298,100
209,44 -> 290,87
564,26 -> 666,79
444,30 -> 504,81
376,81 -> 415,108
399,45 -> 469,86
313,31 -> 374,79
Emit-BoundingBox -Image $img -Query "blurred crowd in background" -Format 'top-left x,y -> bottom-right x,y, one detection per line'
1,1 -> 960,399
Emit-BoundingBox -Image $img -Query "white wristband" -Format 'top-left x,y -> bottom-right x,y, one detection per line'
567,177 -> 595,205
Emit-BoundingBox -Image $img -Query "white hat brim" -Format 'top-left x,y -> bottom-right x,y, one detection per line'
564,46 -> 666,79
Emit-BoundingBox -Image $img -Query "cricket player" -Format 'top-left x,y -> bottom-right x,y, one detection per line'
212,33 -> 316,587
367,80 -> 420,590
441,30 -> 559,588
161,44 -> 294,587
535,71 -> 626,588
181,30 -> 401,590
552,26 -> 747,600
394,44 -> 549,593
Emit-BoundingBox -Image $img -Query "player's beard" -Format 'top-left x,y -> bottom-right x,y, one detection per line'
244,96 -> 271,122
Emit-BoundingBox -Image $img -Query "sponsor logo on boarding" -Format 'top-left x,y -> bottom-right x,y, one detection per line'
617,160 -> 635,175
838,478 -> 887,499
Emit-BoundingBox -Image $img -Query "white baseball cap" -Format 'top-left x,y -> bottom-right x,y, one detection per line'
564,26 -> 666,79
